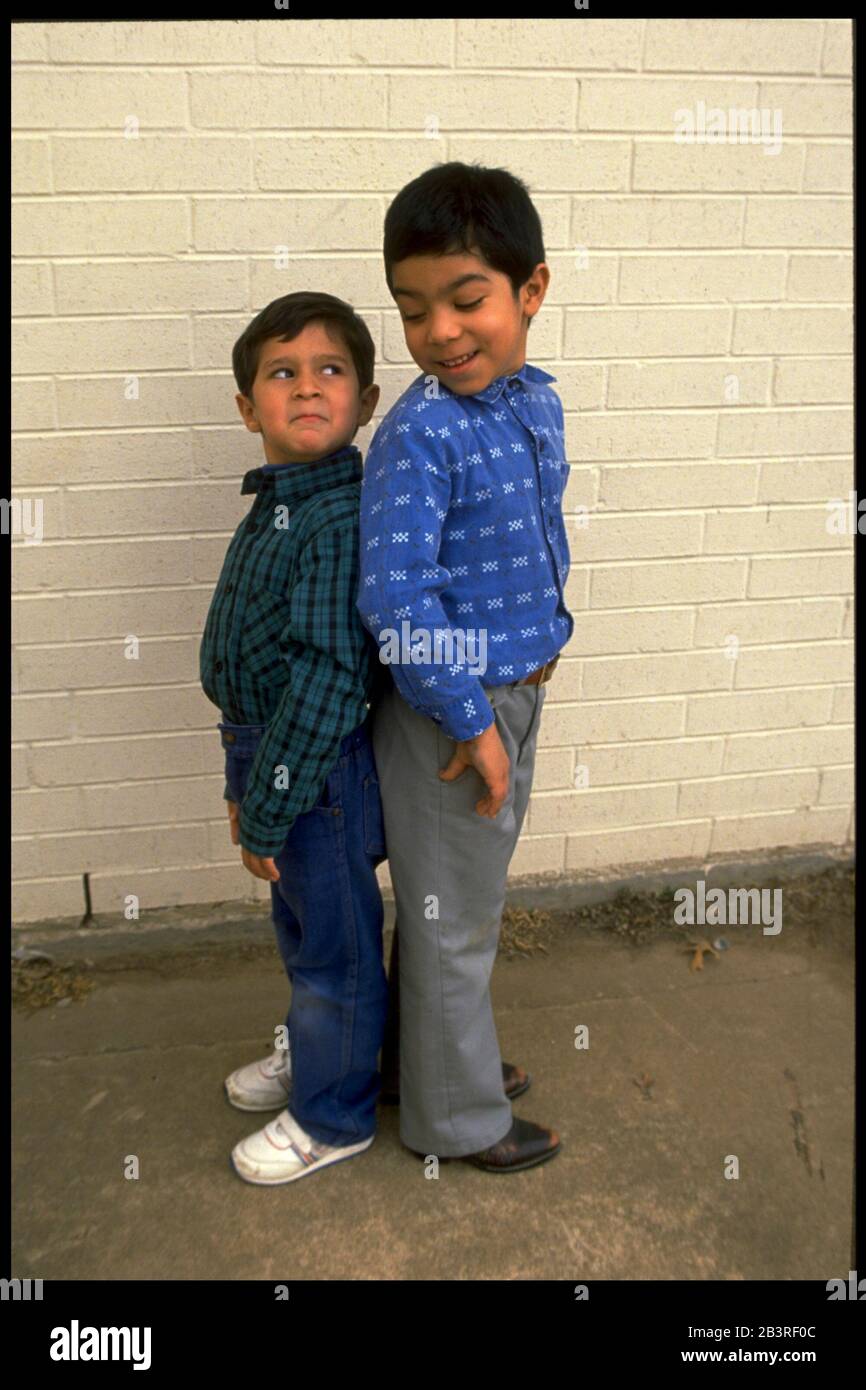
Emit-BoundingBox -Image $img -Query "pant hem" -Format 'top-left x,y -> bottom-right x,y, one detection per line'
401,1117 -> 512,1159
288,1105 -> 376,1150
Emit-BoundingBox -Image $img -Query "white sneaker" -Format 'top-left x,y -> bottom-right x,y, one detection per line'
224,1042 -> 292,1112
230,1108 -> 374,1186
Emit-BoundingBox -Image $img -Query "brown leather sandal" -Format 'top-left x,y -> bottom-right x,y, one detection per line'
461,1117 -> 561,1172
407,1116 -> 561,1172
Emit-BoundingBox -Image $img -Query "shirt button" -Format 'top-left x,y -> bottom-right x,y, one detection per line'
215,661 -> 223,673
225,583 -> 233,595
508,377 -> 520,389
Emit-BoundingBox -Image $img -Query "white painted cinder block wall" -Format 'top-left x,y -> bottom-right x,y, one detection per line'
11,19 -> 854,924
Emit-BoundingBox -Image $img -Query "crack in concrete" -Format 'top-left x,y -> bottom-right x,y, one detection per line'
784,1066 -> 825,1181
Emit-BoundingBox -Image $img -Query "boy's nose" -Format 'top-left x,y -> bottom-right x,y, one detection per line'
426,313 -> 460,346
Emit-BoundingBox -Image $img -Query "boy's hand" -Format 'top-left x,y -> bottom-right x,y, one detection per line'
241,848 -> 280,882
438,720 -> 510,818
227,800 -> 279,881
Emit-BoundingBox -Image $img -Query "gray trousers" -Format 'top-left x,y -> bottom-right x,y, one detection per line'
371,676 -> 548,1156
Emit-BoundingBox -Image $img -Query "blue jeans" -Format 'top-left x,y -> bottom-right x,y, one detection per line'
219,715 -> 389,1147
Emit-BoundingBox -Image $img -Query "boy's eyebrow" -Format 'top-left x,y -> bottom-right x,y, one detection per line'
261,351 -> 350,368
392,272 -> 491,301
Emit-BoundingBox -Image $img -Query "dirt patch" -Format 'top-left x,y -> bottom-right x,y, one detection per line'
502,862 -> 855,953
498,906 -> 559,957
498,887 -> 687,957
12,959 -> 97,1013
12,940 -> 279,1014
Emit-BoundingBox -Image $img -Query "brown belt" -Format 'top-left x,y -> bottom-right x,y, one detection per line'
515,653 -> 560,687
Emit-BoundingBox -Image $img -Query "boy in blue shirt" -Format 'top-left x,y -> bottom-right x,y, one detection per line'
200,291 -> 391,1185
358,161 -> 573,1172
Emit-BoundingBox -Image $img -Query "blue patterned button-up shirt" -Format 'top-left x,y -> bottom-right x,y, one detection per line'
356,361 -> 573,741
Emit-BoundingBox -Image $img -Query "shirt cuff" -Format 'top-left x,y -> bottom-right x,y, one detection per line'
422,684 -> 496,742
237,807 -> 296,858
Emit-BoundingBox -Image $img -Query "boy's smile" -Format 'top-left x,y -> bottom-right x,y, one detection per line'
236,321 -> 378,465
391,248 -> 549,395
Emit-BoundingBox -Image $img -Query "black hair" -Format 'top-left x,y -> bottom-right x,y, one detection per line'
232,291 -> 375,400
383,161 -> 546,300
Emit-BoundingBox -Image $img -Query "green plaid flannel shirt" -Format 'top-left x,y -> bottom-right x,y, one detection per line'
199,443 -> 383,856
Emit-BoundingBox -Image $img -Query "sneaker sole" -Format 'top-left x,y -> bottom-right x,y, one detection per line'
224,1083 -> 290,1113
229,1134 -> 375,1186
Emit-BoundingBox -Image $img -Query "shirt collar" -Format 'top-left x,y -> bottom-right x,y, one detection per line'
454,360 -> 556,405
240,443 -> 363,504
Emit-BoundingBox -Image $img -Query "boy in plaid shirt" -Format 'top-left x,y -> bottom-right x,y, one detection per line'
200,292 -> 389,1185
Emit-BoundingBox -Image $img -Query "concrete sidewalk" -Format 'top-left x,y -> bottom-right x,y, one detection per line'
12,874 -> 854,1280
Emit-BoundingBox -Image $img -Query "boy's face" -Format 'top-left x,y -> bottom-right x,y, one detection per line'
390,247 -> 550,395
236,321 -> 379,465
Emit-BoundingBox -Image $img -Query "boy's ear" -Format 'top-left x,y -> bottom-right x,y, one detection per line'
236,392 -> 261,433
522,262 -> 550,322
357,383 -> 380,428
